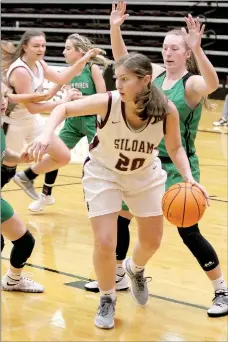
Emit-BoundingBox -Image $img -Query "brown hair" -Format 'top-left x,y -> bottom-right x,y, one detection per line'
1,29 -> 46,75
67,33 -> 110,68
115,52 -> 168,122
166,29 -> 213,110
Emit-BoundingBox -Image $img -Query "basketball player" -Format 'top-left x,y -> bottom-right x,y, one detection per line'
1,81 -> 44,292
84,2 -> 228,318
23,52 -> 208,329
22,33 -> 109,212
12,33 -> 131,292
1,29 -> 104,195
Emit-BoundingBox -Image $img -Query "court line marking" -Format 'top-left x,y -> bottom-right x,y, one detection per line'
3,182 -> 227,203
1,182 -> 81,192
1,256 -> 208,311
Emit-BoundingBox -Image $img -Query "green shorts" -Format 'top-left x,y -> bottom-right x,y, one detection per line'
121,154 -> 200,212
59,116 -> 97,149
162,154 -> 200,190
1,198 -> 14,223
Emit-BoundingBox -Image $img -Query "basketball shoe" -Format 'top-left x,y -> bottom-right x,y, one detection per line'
2,273 -> 44,293
13,171 -> 39,200
124,257 -> 151,305
28,193 -> 55,212
94,296 -> 116,329
85,273 -> 129,293
207,289 -> 228,317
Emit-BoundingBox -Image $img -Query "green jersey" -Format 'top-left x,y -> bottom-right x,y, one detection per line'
153,72 -> 202,158
1,128 -> 6,163
69,64 -> 96,96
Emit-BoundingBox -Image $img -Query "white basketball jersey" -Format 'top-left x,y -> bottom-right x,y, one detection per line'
89,90 -> 166,175
4,58 -> 44,125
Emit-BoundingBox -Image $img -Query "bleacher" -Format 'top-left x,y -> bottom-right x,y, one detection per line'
1,0 -> 228,98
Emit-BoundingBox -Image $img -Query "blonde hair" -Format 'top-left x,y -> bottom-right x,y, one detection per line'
1,29 -> 46,76
67,33 -> 110,68
166,29 -> 213,110
115,52 -> 168,122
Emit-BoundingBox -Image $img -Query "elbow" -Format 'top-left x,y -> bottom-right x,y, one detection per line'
166,144 -> 183,157
54,77 -> 65,85
26,106 -> 39,114
207,76 -> 219,95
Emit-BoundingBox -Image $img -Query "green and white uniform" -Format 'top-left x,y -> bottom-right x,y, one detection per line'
59,64 -> 97,147
1,128 -> 14,223
153,71 -> 202,189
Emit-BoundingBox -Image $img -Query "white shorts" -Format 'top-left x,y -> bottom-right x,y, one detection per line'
5,114 -> 46,154
82,157 -> 167,218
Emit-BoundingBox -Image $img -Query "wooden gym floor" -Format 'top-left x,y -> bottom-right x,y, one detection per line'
1,100 -> 227,341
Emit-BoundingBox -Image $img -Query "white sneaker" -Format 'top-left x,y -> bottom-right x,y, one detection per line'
213,118 -> 228,127
28,193 -> 55,212
94,296 -> 116,329
207,289 -> 228,317
2,274 -> 44,293
84,274 -> 129,293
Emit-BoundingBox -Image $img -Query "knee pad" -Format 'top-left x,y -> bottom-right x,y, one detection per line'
10,230 -> 35,268
116,216 -> 130,260
178,224 -> 219,271
1,165 -> 17,189
1,234 -> 5,252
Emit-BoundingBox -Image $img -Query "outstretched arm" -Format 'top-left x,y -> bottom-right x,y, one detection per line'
110,1 -> 165,79
183,14 -> 219,97
8,92 -> 50,103
25,93 -> 109,161
110,1 -> 129,61
41,48 -> 105,84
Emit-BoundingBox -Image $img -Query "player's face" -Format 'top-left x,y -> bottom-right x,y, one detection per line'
23,35 -> 46,61
1,83 -> 9,116
162,35 -> 190,72
115,65 -> 151,102
63,39 -> 84,64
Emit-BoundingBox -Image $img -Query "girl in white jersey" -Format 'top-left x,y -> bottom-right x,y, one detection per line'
24,52 -> 209,329
1,29 -> 103,195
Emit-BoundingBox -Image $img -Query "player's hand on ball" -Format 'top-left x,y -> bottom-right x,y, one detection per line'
187,179 -> 210,206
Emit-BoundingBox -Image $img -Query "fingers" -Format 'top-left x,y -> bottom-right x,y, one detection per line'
27,142 -> 48,163
112,1 -> 115,11
185,13 -> 204,33
117,0 -> 122,10
89,48 -> 106,57
184,16 -> 192,32
195,16 -> 201,32
181,27 -> 187,36
200,23 -> 205,36
193,183 -> 210,207
62,85 -> 71,91
123,13 -> 129,22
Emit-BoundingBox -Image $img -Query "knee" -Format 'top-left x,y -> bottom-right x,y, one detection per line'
1,165 -> 16,188
95,235 -> 116,256
140,237 -> 162,252
178,224 -> 200,244
10,230 -> 35,268
1,235 -> 5,252
59,150 -> 71,166
177,224 -> 219,271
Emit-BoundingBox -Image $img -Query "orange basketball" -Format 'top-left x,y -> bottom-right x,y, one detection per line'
162,182 -> 207,227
